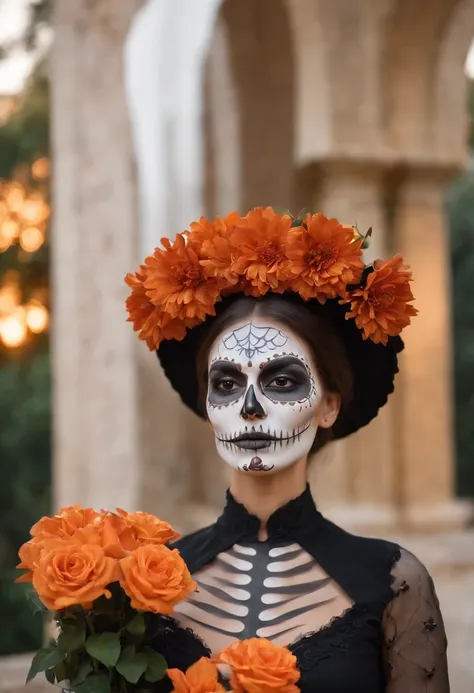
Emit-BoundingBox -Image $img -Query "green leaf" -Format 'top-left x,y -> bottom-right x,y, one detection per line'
144,649 -> 167,683
71,660 -> 94,686
58,622 -> 86,652
361,226 -> 373,249
26,647 -> 65,683
116,645 -> 148,684
85,632 -> 121,668
126,612 -> 146,636
75,674 -> 111,693
53,661 -> 68,683
44,669 -> 56,685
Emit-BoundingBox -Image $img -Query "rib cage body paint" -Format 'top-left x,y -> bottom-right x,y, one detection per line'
173,541 -> 353,653
207,319 -> 324,473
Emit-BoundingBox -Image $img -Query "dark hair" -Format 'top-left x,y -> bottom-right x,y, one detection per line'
196,295 -> 354,454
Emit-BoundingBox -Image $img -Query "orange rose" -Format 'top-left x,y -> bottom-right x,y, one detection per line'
168,657 -> 225,693
32,538 -> 120,611
16,539 -> 43,582
115,509 -> 180,546
218,638 -> 300,693
119,544 -> 196,614
17,506 -> 103,582
70,515 -> 130,559
30,505 -> 101,541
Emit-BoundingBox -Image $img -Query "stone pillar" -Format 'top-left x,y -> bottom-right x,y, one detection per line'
51,0 -> 192,518
307,161 -> 398,529
392,167 -> 471,531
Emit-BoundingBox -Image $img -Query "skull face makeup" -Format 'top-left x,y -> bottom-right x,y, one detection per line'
207,319 -> 327,474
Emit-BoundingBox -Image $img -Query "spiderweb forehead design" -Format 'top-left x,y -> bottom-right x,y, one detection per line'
222,323 -> 289,360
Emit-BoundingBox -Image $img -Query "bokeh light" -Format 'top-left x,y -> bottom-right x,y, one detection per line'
32,157 -> 50,180
19,226 -> 44,252
25,301 -> 49,334
0,311 -> 27,348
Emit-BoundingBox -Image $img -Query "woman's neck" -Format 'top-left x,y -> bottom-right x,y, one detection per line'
229,458 -> 308,539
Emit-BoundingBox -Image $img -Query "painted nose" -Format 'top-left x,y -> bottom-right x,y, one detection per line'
240,385 -> 267,420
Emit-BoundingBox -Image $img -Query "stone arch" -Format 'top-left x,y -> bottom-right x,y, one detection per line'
381,0 -> 474,161
204,0 -> 296,214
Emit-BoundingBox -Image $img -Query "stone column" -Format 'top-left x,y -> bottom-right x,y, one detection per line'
51,0 -> 192,518
392,167 -> 471,531
307,160 -> 398,530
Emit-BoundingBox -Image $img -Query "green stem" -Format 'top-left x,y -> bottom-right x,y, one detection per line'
85,613 -> 100,672
85,613 -> 96,634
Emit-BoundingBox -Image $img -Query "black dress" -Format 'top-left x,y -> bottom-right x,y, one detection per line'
148,486 -> 449,692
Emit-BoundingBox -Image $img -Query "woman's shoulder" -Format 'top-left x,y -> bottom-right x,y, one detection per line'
328,523 -> 439,610
311,516 -> 435,607
171,522 -> 223,573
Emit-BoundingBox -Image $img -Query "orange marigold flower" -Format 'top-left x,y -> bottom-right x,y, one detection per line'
191,213 -> 242,285
343,254 -> 417,344
200,235 -> 240,285
125,268 -> 199,350
168,657 -> 225,693
115,508 -> 180,546
286,213 -> 364,301
125,268 -> 166,349
218,638 -> 300,693
32,539 -> 120,611
119,544 -> 196,614
144,234 -> 223,321
229,207 -> 292,295
188,212 -> 241,244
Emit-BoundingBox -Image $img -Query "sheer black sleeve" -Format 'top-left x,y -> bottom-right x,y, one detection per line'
383,549 -> 450,692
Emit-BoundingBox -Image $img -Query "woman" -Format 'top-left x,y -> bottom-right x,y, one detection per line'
125,208 -> 449,692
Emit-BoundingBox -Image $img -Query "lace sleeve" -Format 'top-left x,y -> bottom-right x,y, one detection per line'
383,549 -> 450,692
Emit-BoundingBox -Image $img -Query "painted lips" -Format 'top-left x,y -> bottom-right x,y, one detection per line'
231,431 -> 275,450
219,424 -> 312,451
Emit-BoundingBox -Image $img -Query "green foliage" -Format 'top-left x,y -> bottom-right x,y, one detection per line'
0,352 -> 51,654
468,78 -> 474,152
116,646 -> 149,684
446,171 -> 474,498
125,612 -> 146,636
0,72 -> 49,179
86,632 -> 122,668
57,621 -> 87,653
75,675 -> 111,693
26,644 -> 64,683
26,608 -> 168,690
0,0 -> 52,653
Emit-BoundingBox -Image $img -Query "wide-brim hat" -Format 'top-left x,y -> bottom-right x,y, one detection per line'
125,208 -> 416,439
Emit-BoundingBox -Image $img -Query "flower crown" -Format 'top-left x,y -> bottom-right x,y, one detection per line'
125,207 -> 417,350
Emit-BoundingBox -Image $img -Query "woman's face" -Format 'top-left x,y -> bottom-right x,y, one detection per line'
206,316 -> 338,474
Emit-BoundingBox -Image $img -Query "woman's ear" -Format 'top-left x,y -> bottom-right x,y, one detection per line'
317,392 -> 341,429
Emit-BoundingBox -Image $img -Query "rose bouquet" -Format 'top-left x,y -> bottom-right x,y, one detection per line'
16,505 -> 195,693
17,506 -> 301,693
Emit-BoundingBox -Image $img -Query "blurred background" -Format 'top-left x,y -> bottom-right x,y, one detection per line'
0,0 -> 473,691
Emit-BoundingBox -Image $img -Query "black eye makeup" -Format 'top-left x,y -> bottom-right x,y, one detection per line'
259,356 -> 312,402
208,361 -> 247,405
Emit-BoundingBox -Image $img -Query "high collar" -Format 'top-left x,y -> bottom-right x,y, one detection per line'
216,484 -> 323,542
